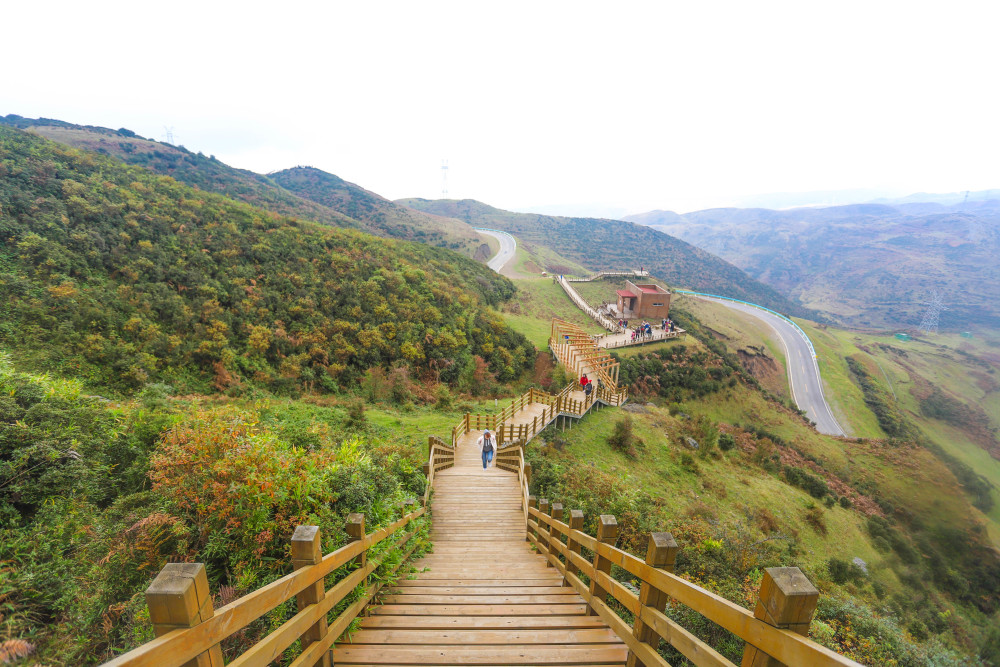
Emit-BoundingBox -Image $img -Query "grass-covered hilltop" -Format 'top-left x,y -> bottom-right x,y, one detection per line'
0,119 -> 997,667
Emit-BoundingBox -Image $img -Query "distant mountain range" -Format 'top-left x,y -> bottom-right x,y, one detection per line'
627,199 -> 1000,330
400,198 -> 812,318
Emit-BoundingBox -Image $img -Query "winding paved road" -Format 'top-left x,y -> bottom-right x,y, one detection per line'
476,228 -> 517,272
683,294 -> 846,437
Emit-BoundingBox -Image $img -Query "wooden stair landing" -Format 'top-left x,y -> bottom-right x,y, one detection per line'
334,427 -> 626,665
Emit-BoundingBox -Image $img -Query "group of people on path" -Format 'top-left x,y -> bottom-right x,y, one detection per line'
630,321 -> 655,342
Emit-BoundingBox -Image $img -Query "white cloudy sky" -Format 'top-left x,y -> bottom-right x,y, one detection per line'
4,1 -> 999,214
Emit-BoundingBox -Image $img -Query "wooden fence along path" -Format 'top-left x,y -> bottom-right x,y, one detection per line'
100,320 -> 862,667
555,275 -> 622,332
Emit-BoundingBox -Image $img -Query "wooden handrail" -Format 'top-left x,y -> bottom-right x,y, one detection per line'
524,505 -> 863,667
102,507 -> 426,667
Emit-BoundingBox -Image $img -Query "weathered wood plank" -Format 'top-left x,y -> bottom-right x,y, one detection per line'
370,603 -> 588,616
357,615 -> 612,630
343,628 -> 623,644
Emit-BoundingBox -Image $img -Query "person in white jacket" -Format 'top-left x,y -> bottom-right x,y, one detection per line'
476,429 -> 496,470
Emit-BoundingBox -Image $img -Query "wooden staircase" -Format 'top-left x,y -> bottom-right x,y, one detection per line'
334,430 -> 627,665
100,319 -> 862,667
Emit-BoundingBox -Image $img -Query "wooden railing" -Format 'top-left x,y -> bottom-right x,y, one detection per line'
423,435 -> 455,505
517,484 -> 862,667
450,382 -> 623,450
101,505 -> 427,667
551,318 -> 628,401
102,438 -> 452,667
565,269 -> 650,283
596,328 -> 685,349
556,275 -> 621,331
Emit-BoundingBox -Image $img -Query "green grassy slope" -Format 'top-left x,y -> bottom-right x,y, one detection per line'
399,198 -> 813,318
268,166 -> 486,255
526,307 -> 999,664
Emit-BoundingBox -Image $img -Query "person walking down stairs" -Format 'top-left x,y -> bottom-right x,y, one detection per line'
476,428 -> 495,471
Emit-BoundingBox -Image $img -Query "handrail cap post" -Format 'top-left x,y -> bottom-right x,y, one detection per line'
346,513 -> 367,569
291,526 -> 332,667
741,567 -> 819,667
647,531 -> 679,572
587,515 -> 618,616
547,503 -> 564,567
145,562 -> 223,667
538,499 -> 551,564
627,531 -> 679,667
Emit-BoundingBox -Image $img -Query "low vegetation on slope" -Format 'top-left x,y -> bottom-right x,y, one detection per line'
0,355 -> 446,664
270,166 -> 484,253
0,125 -> 534,393
528,306 -> 1000,666
399,198 -> 812,318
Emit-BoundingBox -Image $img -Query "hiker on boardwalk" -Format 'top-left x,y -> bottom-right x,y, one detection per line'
476,429 -> 496,470
580,373 -> 589,390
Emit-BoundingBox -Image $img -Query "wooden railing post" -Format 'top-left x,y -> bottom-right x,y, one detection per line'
528,496 -> 538,541
549,503 -> 564,566
741,567 -> 819,667
586,515 -> 618,616
538,498 -> 551,560
346,513 -> 366,570
565,509 -> 584,586
291,526 -> 332,667
524,462 -> 532,486
145,563 -> 223,667
626,532 -> 678,667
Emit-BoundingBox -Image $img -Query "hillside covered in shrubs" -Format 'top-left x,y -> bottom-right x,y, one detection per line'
0,125 -> 534,393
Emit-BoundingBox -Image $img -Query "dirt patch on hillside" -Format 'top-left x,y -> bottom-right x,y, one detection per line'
522,260 -> 543,274
474,243 -> 492,262
737,346 -> 784,395
533,352 -> 555,390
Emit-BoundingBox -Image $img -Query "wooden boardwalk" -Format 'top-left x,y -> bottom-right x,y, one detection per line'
335,403 -> 626,665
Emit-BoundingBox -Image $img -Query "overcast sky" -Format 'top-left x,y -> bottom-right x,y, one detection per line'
4,1 -> 999,214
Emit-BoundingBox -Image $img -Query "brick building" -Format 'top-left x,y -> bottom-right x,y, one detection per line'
615,281 -> 671,320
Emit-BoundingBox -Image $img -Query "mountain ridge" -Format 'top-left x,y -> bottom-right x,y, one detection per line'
0,115 -> 487,257
399,197 -> 813,318
626,200 -> 1000,329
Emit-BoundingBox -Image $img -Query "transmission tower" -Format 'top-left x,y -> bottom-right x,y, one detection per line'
918,292 -> 947,333
163,126 -> 176,145
441,159 -> 449,196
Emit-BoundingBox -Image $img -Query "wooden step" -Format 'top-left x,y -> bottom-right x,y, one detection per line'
371,604 -> 588,616
359,615 -> 612,630
333,644 -> 628,664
